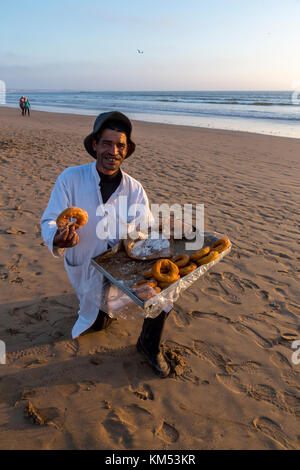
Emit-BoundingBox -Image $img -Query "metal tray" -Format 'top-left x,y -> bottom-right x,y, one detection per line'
91,232 -> 231,311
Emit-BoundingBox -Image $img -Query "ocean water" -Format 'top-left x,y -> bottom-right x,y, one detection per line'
3,90 -> 300,138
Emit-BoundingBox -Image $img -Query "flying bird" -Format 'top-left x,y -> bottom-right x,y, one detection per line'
137,49 -> 144,54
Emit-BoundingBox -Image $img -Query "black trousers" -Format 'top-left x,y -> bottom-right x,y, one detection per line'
139,310 -> 170,354
92,309 -> 170,354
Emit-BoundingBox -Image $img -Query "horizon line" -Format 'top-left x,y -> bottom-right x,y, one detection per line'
6,89 -> 293,93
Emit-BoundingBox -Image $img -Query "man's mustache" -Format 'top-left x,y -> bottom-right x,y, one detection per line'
103,153 -> 121,160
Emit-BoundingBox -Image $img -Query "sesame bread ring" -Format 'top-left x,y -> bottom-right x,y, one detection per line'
179,262 -> 197,277
196,250 -> 219,266
190,246 -> 210,262
56,207 -> 88,229
172,254 -> 190,268
211,237 -> 230,253
151,259 -> 179,283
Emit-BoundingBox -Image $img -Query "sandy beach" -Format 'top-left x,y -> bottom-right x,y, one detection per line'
0,106 -> 299,450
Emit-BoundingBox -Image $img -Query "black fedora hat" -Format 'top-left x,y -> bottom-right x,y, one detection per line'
84,111 -> 136,159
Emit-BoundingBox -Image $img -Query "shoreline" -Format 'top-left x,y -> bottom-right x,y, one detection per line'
2,104 -> 299,140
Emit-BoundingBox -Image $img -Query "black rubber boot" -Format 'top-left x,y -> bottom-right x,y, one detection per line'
136,310 -> 171,378
91,309 -> 116,331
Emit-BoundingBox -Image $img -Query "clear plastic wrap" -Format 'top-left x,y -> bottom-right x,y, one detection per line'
91,231 -> 231,319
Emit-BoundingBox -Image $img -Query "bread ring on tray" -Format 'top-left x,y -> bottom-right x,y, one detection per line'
190,246 -> 210,262
143,269 -> 154,279
151,259 -> 179,283
139,286 -> 161,300
196,250 -> 219,265
211,237 -> 230,253
172,254 -> 190,268
56,207 -> 88,229
132,279 -> 157,289
132,284 -> 161,300
158,275 -> 180,289
179,262 -> 197,277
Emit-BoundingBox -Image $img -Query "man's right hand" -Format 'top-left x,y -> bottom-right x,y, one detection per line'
53,223 -> 79,248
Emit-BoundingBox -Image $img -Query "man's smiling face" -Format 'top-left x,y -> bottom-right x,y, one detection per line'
93,128 -> 128,175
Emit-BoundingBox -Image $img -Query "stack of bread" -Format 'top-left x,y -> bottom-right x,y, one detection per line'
131,237 -> 230,300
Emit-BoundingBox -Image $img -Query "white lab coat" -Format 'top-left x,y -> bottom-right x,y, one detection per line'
41,161 -> 153,338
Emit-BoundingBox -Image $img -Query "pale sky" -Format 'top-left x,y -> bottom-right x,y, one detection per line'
1,0 -> 300,90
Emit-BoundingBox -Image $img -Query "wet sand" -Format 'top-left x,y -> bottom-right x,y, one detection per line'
0,106 -> 299,450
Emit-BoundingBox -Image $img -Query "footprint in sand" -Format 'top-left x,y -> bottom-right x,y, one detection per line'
155,420 -> 179,444
280,332 -> 299,342
191,310 -> 231,324
15,303 -> 47,322
222,272 -> 245,294
165,340 -> 195,357
193,340 -> 230,372
125,404 -> 154,427
259,290 -> 270,301
25,401 -> 63,429
240,279 -> 260,290
241,315 -> 280,336
218,373 -> 289,416
130,383 -> 154,401
269,351 -> 292,369
64,340 -> 79,357
7,344 -> 53,364
8,253 -> 22,272
256,274 -> 290,288
172,305 -> 192,328
280,369 -> 300,391
246,383 -> 281,410
201,285 -> 242,305
103,403 -> 157,445
102,410 -> 136,448
253,416 -> 294,450
282,389 -> 300,418
225,360 -> 261,375
207,272 -> 224,282
202,287 -> 220,297
216,374 -> 246,394
230,250 -> 250,260
231,322 -> 273,349
275,287 -> 287,297
123,359 -> 154,400
5,227 -> 26,235
184,290 -> 201,303
10,276 -> 24,284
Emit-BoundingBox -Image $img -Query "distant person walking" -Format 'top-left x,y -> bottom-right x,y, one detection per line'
24,97 -> 30,116
19,96 -> 25,116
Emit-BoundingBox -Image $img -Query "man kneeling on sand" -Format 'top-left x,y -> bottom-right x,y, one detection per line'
41,111 -> 171,378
